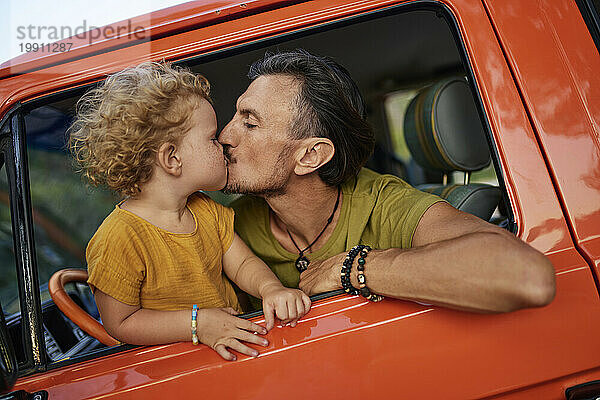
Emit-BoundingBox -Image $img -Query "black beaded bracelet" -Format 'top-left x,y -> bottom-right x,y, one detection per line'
340,245 -> 365,295
355,246 -> 384,302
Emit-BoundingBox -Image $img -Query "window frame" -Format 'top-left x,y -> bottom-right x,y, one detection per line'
575,0 -> 600,54
0,107 -> 47,377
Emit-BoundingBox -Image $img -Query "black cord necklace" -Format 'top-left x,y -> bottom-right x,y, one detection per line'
287,186 -> 341,273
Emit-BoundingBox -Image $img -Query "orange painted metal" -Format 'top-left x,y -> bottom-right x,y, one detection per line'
12,269 -> 600,399
48,269 -> 119,347
1,0 -> 599,398
482,0 -> 600,300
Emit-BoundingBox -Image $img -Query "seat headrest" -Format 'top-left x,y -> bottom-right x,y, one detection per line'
404,77 -> 491,172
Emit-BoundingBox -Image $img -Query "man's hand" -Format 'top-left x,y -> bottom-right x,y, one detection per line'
196,307 -> 269,361
261,283 -> 311,330
298,253 -> 346,296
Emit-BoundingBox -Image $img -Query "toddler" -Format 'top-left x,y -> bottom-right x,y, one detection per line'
69,61 -> 310,361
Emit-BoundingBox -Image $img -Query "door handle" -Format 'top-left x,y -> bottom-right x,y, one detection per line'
566,380 -> 600,400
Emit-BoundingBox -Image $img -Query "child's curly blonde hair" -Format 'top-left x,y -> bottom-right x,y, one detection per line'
69,61 -> 211,197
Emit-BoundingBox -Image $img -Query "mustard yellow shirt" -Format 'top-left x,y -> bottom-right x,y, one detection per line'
86,193 -> 241,312
232,168 -> 444,308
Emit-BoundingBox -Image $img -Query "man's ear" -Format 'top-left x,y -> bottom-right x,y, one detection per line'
157,142 -> 182,176
294,138 -> 335,176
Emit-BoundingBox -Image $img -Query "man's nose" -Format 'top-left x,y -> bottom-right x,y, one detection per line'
218,118 -> 237,147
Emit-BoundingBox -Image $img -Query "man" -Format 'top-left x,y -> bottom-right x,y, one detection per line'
218,49 -> 555,314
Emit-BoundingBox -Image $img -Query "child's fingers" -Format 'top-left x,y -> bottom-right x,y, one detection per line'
226,338 -> 259,358
263,303 -> 275,331
296,297 -> 306,318
287,299 -> 298,321
275,301 -> 290,322
286,294 -> 311,327
236,318 -> 267,335
302,293 -> 311,312
214,344 -> 236,361
296,298 -> 308,319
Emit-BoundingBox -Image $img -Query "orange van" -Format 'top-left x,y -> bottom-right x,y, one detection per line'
0,0 -> 599,398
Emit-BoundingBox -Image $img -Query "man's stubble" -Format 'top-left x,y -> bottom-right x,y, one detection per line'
222,143 -> 295,198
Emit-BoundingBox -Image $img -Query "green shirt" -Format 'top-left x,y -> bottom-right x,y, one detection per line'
231,168 -> 444,303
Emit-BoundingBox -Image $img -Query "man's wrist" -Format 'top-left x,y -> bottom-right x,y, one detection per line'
347,248 -> 383,289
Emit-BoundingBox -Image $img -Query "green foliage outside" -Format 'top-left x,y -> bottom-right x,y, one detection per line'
0,149 -> 117,314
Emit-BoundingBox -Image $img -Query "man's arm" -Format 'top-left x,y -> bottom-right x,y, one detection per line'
299,202 -> 556,313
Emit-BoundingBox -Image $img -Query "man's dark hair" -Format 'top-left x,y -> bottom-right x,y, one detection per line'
248,49 -> 375,186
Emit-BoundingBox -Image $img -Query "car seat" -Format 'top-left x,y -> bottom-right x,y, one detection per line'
403,77 -> 501,221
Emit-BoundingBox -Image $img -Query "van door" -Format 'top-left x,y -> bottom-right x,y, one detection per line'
482,0 -> 600,297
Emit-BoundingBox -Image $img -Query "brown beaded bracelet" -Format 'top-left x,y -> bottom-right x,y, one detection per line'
355,246 -> 384,302
340,245 -> 363,295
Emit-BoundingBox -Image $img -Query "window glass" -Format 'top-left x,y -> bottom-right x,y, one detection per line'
385,89 -> 418,164
384,82 -> 505,224
24,106 -> 118,290
385,87 -> 498,185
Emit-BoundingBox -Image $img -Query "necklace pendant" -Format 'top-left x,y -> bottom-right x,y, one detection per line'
295,255 -> 310,273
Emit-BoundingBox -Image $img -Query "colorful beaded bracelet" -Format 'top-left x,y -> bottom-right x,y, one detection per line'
355,246 -> 384,302
191,304 -> 199,345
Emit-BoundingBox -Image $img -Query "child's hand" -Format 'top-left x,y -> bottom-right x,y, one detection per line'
197,307 -> 269,361
260,284 -> 311,331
